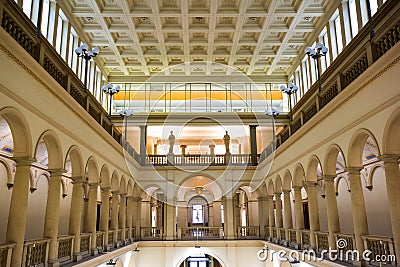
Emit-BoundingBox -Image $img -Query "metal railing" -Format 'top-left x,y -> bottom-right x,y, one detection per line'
57,235 -> 74,264
21,238 -> 50,266
178,227 -> 223,240
140,227 -> 163,240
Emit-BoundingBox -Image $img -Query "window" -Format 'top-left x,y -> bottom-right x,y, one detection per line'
334,15 -> 343,54
192,204 -> 204,224
370,0 -> 378,16
40,0 -> 50,38
349,0 -> 359,37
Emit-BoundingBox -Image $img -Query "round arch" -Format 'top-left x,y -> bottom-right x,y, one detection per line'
176,251 -> 227,267
348,129 -> 381,167
306,155 -> 323,182
282,170 -> 292,191
383,107 -> 400,154
85,157 -> 99,184
0,107 -> 32,158
34,130 -> 63,170
65,146 -> 84,178
100,165 -> 111,189
293,163 -> 306,187
272,175 -> 283,193
324,144 -> 346,176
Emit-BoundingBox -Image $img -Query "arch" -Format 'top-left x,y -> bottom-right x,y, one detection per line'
100,165 -> 111,188
293,163 -> 305,187
177,174 -> 223,203
127,179 -> 134,197
176,252 -> 227,267
306,155 -> 323,182
0,158 -> 12,184
111,171 -> 120,192
266,179 -> 274,196
120,175 -> 128,194
0,107 -> 32,158
272,175 -> 283,193
65,146 -> 84,178
383,107 -> 400,154
85,157 -> 99,184
282,170 -> 292,191
347,129 -> 381,167
324,144 -> 346,175
34,130 -> 63,170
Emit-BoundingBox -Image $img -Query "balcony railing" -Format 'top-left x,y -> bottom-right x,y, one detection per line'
362,235 -> 397,265
107,230 -> 115,248
22,238 -> 50,266
57,235 -> 74,264
79,233 -> 91,257
237,226 -> 259,239
144,154 -> 259,166
0,243 -> 14,267
288,229 -> 298,248
178,227 -> 223,240
315,231 -> 329,252
96,232 -> 104,251
300,230 -> 312,249
141,227 -> 163,240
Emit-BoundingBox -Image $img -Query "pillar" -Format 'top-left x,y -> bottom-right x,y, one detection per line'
258,196 -> 268,237
212,201 -> 222,227
110,190 -> 119,243
6,158 -> 33,267
209,145 -> 215,155
275,193 -> 283,228
68,177 -> 85,261
293,186 -> 305,243
44,169 -> 64,266
86,183 -> 99,255
347,167 -> 369,253
249,125 -> 258,165
380,155 -> 400,262
177,201 -> 187,228
164,200 -> 176,240
180,145 -> 187,155
99,187 -> 110,249
323,175 -> 340,249
119,193 -> 127,242
139,125 -> 147,163
283,190 -> 293,229
267,195 -> 275,228
126,196 -> 133,241
223,197 -> 236,239
306,182 -> 320,248
133,197 -> 142,239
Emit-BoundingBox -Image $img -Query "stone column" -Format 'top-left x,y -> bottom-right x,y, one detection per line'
139,125 -> 147,163
212,201 -> 222,226
223,197 -> 236,239
209,145 -> 215,155
258,196 -> 268,237
323,175 -> 340,249
249,125 -> 258,165
283,190 -> 293,229
267,195 -> 275,228
6,158 -> 33,267
126,196 -> 134,242
274,193 -> 283,228
86,183 -> 99,255
119,193 -> 127,242
347,167 -> 369,253
44,169 -> 65,266
110,190 -> 119,245
164,200 -> 176,240
132,197 -> 142,239
99,187 -> 110,249
68,176 -> 85,261
306,182 -> 320,248
380,155 -> 400,261
293,186 -> 305,243
177,201 -> 187,228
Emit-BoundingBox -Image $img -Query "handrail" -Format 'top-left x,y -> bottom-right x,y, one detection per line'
22,238 -> 51,267
362,235 -> 396,264
0,243 -> 15,267
57,235 -> 74,264
144,154 -> 260,166
237,226 -> 260,239
178,227 -> 223,240
140,227 -> 163,240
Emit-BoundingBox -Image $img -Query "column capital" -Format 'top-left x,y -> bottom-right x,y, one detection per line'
274,192 -> 282,199
345,167 -> 363,174
71,176 -> 86,184
101,187 -> 111,193
132,197 -> 142,202
11,157 -> 35,166
378,154 -> 400,164
322,175 -> 336,182
305,181 -> 318,187
88,182 -> 99,189
48,169 -> 66,176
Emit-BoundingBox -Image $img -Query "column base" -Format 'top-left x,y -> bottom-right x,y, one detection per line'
91,248 -> 98,256
73,252 -> 82,262
48,259 -> 60,267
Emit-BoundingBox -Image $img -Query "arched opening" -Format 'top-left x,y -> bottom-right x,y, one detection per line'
188,195 -> 209,226
179,253 -> 224,267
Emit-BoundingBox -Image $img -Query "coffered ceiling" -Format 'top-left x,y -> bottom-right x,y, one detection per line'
59,0 -> 338,78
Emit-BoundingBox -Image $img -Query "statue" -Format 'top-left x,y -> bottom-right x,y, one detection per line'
223,131 -> 230,154
168,130 -> 175,154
